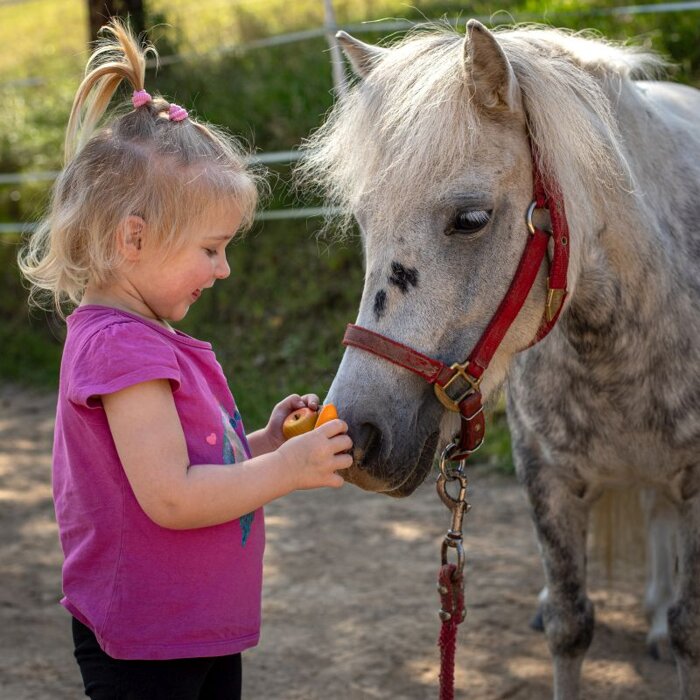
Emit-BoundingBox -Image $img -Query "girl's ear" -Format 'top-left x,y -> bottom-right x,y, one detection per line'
116,215 -> 146,261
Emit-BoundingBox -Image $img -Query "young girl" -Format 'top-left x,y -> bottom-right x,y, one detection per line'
18,19 -> 352,700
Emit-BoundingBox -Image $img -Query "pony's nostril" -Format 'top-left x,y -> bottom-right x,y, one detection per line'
353,422 -> 382,468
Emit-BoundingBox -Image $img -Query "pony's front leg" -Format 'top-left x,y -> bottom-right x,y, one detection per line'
515,446 -> 594,700
668,488 -> 700,699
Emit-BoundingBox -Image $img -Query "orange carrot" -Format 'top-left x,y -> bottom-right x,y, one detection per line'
314,403 -> 338,427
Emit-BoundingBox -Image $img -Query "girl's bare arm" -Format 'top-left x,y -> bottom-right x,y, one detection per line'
102,379 -> 350,529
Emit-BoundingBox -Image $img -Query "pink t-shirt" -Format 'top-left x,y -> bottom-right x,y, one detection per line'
53,305 -> 264,660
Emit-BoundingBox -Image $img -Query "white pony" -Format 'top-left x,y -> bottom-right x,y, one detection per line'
300,20 -> 700,700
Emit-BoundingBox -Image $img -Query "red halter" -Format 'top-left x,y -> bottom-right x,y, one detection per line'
342,157 -> 570,462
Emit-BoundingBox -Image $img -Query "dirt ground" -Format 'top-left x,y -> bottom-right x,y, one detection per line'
0,385 -> 678,699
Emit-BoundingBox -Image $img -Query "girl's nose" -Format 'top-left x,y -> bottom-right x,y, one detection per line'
215,257 -> 230,280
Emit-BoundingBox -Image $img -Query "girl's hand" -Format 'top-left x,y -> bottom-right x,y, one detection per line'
277,419 -> 353,490
264,393 -> 320,452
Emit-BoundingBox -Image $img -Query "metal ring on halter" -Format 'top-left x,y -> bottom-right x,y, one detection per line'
526,200 -> 537,235
526,201 -> 553,236
439,442 -> 467,477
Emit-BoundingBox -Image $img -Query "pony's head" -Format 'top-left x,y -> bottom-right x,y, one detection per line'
300,21 -> 654,496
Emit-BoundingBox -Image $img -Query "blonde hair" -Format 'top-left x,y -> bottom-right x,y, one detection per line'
19,19 -> 263,313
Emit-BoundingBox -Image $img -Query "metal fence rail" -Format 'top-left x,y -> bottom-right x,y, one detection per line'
0,205 -> 342,237
0,150 -> 302,186
0,151 -> 309,235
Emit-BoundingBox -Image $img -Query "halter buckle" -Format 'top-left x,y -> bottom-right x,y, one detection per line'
545,284 -> 567,322
434,362 -> 482,412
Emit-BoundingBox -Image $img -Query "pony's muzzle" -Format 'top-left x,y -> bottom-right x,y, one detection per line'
352,421 -> 382,469
338,418 -> 397,493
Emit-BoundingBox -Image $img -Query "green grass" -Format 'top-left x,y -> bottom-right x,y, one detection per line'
0,1 -> 88,80
0,237 -> 64,387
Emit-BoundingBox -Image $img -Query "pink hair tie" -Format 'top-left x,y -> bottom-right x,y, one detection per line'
132,89 -> 152,109
168,104 -> 189,122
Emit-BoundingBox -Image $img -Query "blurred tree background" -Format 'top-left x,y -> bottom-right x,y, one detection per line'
0,0 -> 698,469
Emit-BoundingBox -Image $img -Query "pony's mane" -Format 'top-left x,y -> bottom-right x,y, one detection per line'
298,24 -> 667,235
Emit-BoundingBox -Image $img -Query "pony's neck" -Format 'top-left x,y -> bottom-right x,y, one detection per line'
560,79 -> 689,356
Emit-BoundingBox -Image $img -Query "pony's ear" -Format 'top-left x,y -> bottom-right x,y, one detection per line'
463,20 -> 519,112
336,31 -> 388,78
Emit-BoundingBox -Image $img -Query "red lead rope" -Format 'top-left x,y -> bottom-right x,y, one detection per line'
438,564 -> 466,700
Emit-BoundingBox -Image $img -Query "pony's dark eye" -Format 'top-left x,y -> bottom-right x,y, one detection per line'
447,209 -> 492,236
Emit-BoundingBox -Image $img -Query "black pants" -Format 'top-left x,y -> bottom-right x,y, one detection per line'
72,618 -> 242,700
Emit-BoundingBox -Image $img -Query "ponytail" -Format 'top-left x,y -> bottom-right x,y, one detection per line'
65,20 -> 155,162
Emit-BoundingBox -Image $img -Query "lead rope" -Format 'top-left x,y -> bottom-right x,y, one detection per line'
436,444 -> 470,700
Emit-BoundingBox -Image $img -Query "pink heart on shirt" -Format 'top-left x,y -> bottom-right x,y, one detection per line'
206,433 -> 217,445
